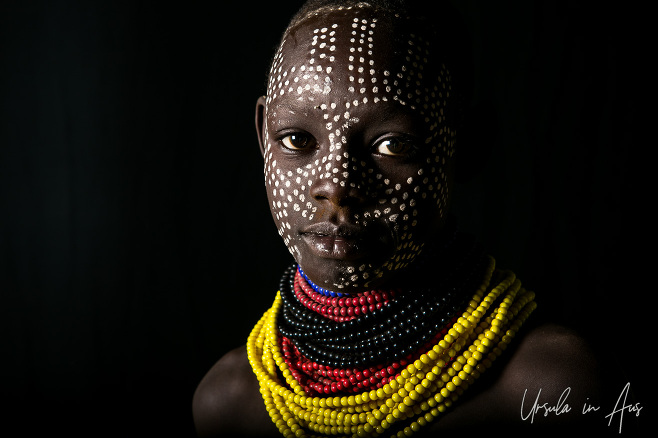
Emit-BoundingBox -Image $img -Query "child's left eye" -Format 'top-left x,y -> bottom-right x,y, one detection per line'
374,138 -> 415,156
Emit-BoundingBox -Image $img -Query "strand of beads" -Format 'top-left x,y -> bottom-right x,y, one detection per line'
247,256 -> 538,438
293,269 -> 396,322
278,252 -> 487,369
274,256 -> 491,397
278,236 -> 485,346
299,266 -> 348,297
280,319 -> 455,396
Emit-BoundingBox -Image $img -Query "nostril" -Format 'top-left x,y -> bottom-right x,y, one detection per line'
310,175 -> 366,207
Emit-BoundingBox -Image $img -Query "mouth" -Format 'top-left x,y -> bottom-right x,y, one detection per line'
300,222 -> 377,261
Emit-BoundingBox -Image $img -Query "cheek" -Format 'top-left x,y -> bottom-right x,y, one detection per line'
371,148 -> 453,270
369,153 -> 452,228
263,140 -> 322,258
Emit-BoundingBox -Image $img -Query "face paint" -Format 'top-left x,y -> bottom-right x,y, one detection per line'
261,4 -> 455,293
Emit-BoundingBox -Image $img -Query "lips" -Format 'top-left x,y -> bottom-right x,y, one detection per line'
300,222 -> 378,261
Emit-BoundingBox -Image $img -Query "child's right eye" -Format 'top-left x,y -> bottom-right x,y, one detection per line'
280,133 -> 315,151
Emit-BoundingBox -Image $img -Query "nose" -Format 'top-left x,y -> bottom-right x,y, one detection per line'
310,165 -> 366,211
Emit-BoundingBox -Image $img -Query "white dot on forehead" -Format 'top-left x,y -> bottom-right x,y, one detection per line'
266,10 -> 453,177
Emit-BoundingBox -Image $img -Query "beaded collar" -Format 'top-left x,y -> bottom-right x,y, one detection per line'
247,235 -> 537,437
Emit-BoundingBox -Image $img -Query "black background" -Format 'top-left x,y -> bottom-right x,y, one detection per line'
0,1 -> 651,436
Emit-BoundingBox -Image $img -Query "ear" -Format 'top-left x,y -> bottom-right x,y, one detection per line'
255,96 -> 267,157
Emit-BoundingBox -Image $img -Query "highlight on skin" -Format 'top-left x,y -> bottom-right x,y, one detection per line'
262,2 -> 456,292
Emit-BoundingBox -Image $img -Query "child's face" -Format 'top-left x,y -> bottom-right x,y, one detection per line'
259,4 -> 456,292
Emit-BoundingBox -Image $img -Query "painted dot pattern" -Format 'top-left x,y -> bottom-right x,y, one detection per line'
263,5 -> 455,290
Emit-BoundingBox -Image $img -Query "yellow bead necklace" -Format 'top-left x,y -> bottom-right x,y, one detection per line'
247,256 -> 536,437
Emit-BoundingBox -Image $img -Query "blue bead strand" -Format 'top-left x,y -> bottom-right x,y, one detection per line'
297,265 -> 349,298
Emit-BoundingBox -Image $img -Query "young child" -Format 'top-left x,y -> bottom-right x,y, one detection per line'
193,1 -> 612,436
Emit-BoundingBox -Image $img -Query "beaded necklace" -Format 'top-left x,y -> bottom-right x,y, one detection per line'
247,248 -> 537,437
293,266 -> 395,322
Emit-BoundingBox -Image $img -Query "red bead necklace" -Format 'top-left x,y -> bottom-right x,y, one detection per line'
280,319 -> 456,396
284,266 -> 466,396
292,269 -> 397,322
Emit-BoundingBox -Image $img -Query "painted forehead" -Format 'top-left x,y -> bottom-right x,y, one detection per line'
266,5 -> 452,134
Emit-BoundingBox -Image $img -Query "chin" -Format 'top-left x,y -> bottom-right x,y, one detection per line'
295,250 -> 411,294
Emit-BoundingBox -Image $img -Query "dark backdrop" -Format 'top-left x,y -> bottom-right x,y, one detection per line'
0,1 -> 651,436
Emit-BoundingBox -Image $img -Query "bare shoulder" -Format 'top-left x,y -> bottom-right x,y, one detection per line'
431,323 -> 615,435
193,327 -> 634,437
192,345 -> 279,437
498,322 -> 603,398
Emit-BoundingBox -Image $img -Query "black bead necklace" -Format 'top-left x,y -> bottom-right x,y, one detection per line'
277,232 -> 491,368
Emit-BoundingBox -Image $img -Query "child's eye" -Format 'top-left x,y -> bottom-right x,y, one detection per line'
280,133 -> 315,151
374,137 -> 416,156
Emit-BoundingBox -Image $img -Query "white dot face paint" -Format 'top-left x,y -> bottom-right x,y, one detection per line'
261,5 -> 456,293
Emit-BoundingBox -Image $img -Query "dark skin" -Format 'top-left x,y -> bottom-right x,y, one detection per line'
193,6 -> 622,437
258,8 -> 458,294
194,325 -> 608,437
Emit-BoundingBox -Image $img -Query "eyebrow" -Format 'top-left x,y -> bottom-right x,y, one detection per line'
268,100 -> 332,129
269,98 -> 428,140
270,100 -> 330,114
